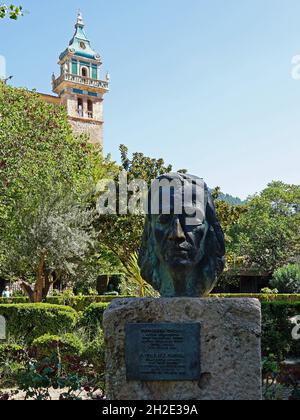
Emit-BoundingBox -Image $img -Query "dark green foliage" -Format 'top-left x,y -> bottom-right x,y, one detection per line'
81,330 -> 105,375
0,343 -> 25,360
0,295 -> 132,310
32,333 -> 84,372
46,295 -> 129,311
0,304 -> 78,344
211,293 -> 300,302
0,83 -> 114,301
0,343 -> 27,388
263,356 -> 300,400
17,354 -> 104,400
236,182 -> 300,273
97,145 -> 174,268
261,301 -> 300,361
271,264 -> 300,294
79,303 -> 110,336
0,297 -> 29,304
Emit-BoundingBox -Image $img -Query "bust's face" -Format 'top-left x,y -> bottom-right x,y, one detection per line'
152,201 -> 207,271
139,174 -> 225,298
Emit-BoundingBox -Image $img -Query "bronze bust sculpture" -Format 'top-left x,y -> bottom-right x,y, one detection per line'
139,173 -> 225,297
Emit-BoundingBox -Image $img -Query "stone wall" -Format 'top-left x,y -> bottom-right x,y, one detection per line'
39,92 -> 104,147
69,118 -> 103,146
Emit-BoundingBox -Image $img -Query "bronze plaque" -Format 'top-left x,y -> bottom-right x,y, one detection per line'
125,323 -> 201,381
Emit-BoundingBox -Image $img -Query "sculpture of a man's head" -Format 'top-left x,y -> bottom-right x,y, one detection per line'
139,173 -> 225,297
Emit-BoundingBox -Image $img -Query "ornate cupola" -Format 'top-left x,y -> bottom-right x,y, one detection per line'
52,12 -> 109,147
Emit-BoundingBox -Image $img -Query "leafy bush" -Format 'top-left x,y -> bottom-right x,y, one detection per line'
0,304 -> 78,344
271,264 -> 300,294
79,303 -> 110,336
16,329 -> 106,399
81,329 -> 105,376
32,333 -> 83,365
261,288 -> 279,295
2,293 -> 299,307
0,343 -> 27,388
0,297 -> 29,304
0,295 -> 132,310
46,295 -> 129,312
262,301 -> 300,361
211,294 -> 300,302
17,354 -> 104,400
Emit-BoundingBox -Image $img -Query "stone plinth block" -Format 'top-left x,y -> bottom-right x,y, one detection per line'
103,298 -> 262,401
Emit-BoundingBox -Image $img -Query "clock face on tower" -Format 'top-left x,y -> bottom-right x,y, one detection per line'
80,42 -> 86,50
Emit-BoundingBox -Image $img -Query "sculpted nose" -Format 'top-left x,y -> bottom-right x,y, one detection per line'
168,218 -> 186,242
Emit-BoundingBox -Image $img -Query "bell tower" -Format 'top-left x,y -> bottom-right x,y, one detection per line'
52,12 -> 109,147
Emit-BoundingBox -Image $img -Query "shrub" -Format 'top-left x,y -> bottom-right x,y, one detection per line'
81,329 -> 105,376
0,343 -> 25,361
0,304 -> 78,344
271,264 -> 300,294
0,343 -> 27,388
262,301 -> 300,361
0,297 -> 29,305
261,288 -> 279,295
211,293 -> 300,303
32,333 -> 84,370
0,295 -> 133,311
17,355 -> 105,400
47,295 -> 128,312
79,303 -> 110,336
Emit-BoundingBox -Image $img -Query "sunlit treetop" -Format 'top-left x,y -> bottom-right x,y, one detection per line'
0,4 -> 23,20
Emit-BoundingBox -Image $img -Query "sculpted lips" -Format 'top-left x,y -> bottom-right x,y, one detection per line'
174,249 -> 189,256
167,245 -> 193,259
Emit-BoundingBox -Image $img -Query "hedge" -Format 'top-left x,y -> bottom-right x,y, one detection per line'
79,303 -> 110,336
0,297 -> 29,305
32,333 -> 84,370
0,295 -> 132,311
46,295 -> 131,312
1,294 -> 299,308
211,294 -> 300,303
0,304 -> 78,344
261,301 -> 300,360
1,296 -> 300,363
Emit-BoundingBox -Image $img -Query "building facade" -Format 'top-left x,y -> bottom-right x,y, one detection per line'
42,12 -> 109,147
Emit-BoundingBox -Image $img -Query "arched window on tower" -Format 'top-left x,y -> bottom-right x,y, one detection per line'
87,100 -> 93,119
77,98 -> 83,117
81,67 -> 88,78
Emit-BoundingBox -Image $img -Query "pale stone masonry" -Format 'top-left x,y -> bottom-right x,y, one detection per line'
40,12 -> 109,147
103,298 -> 262,401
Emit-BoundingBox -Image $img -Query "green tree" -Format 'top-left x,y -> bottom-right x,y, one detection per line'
0,83 -> 114,301
236,181 -> 300,273
5,193 -> 96,302
212,187 -> 247,290
0,4 -> 22,19
97,145 -> 174,268
212,187 -> 247,252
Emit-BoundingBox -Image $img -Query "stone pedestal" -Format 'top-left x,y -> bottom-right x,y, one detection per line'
103,298 -> 262,401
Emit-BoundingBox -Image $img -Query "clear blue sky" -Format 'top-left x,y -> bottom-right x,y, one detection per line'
1,0 -> 300,199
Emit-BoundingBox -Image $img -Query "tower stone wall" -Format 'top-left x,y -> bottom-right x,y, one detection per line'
69,118 -> 103,145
